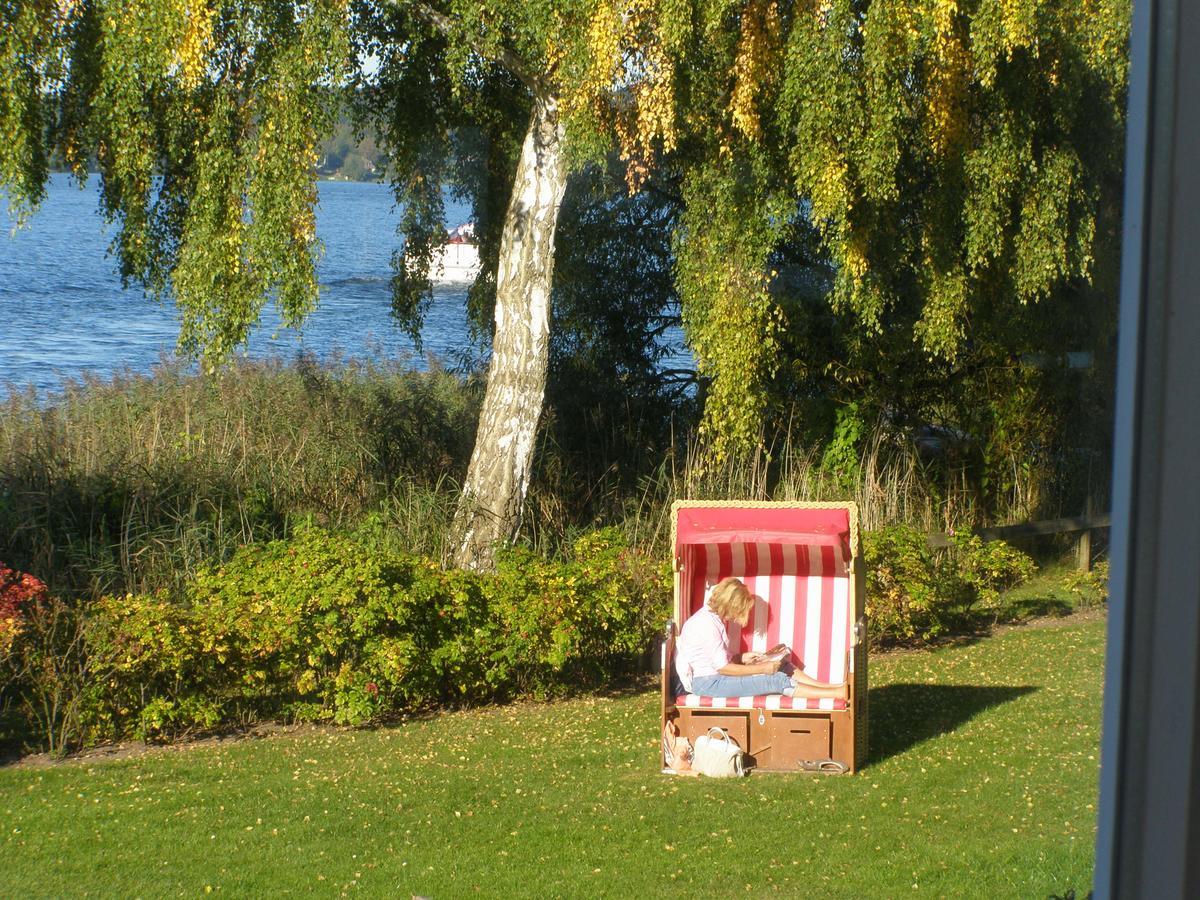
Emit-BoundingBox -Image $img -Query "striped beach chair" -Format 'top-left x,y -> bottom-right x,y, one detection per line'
662,501 -> 868,772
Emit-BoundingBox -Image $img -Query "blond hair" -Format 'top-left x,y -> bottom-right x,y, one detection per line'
707,576 -> 754,625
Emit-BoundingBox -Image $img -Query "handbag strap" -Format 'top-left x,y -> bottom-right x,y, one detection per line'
706,727 -> 734,748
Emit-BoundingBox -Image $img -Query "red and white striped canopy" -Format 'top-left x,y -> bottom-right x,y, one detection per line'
674,505 -> 850,560
674,505 -> 855,711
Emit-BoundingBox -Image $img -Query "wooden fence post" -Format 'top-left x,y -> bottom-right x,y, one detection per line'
1078,496 -> 1095,572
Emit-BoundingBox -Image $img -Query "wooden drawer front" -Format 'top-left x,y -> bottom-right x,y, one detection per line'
683,711 -> 750,751
769,715 -> 831,767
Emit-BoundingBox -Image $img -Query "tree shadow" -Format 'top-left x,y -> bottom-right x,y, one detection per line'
0,716 -> 28,766
1007,595 -> 1075,619
868,683 -> 1038,764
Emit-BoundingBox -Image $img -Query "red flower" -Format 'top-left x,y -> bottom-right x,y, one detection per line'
1,563 -> 48,613
366,682 -> 379,697
1,563 -> 49,654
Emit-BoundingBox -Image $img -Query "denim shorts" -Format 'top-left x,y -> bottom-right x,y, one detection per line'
690,671 -> 794,697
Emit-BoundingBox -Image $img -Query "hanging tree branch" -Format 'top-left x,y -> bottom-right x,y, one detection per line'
399,1 -> 546,94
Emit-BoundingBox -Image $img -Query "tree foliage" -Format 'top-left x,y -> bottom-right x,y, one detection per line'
2,0 -> 1131,526
534,161 -> 690,527
660,0 -> 1130,460
2,0 -> 351,365
0,0 -> 684,359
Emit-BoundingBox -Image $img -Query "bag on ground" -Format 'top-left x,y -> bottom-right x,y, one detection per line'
662,719 -> 694,772
691,727 -> 746,778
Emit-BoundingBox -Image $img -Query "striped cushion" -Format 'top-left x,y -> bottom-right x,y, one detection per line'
676,693 -> 848,711
681,541 -> 852,712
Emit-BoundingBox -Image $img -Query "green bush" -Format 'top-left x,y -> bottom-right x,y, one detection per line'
947,531 -> 1038,614
6,525 -> 670,750
481,530 -> 668,697
189,525 -> 428,725
186,525 -> 666,719
87,591 -> 222,740
865,525 -> 1037,646
864,525 -> 942,643
2,589 -> 108,754
1061,558 -> 1110,608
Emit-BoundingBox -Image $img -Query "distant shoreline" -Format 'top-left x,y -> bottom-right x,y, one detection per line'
45,168 -> 386,184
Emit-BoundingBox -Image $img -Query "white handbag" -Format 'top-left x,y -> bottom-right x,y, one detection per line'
691,727 -> 746,778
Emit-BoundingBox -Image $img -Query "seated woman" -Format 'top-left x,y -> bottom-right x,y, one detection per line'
676,576 -> 848,701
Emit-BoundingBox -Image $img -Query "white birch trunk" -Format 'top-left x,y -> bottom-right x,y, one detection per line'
451,94 -> 568,570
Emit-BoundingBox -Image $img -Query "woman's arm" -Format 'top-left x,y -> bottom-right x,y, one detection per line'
718,658 -> 782,676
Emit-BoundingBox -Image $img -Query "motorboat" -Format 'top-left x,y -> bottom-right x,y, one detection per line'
430,223 -> 481,284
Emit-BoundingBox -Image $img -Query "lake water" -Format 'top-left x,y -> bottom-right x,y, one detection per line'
0,175 -> 495,396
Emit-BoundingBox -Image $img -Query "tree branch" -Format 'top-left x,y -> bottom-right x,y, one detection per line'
400,1 -> 544,93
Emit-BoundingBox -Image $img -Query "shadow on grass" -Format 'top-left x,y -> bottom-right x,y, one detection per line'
1007,595 -> 1075,619
868,683 -> 1038,764
0,708 -> 35,766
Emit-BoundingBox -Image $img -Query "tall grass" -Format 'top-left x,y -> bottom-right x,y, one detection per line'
604,423 -> 996,563
0,356 -> 480,597
2,357 -> 1068,600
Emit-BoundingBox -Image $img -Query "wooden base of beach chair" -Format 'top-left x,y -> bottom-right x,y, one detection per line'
672,706 -> 858,773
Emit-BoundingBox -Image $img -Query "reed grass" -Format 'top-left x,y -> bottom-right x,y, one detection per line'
0,356 -> 480,597
2,357 -> 1067,600
602,421 -> 1012,565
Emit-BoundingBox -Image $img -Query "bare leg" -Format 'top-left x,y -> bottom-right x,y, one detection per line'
790,669 -> 848,701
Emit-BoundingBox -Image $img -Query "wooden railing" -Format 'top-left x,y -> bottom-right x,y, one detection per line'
928,513 -> 1111,571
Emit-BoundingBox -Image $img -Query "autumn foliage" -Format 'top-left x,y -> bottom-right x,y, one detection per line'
0,562 -> 46,658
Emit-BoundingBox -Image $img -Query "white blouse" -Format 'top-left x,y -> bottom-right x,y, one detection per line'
675,606 -> 731,691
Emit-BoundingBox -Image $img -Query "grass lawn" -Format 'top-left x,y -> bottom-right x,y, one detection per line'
0,614 -> 1104,898
999,558 -> 1107,621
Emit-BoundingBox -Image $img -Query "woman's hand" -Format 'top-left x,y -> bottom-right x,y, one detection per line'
741,652 -> 781,674
717,658 -> 784,677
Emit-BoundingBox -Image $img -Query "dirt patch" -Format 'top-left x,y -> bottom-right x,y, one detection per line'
7,721 -> 343,770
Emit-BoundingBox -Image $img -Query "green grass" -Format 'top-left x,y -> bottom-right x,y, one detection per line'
0,616 -> 1103,898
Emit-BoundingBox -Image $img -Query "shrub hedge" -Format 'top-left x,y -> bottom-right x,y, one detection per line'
1,526 -> 670,751
2,522 -> 1045,753
864,524 -> 1038,645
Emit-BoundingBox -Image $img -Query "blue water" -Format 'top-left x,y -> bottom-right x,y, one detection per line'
0,175 -> 483,396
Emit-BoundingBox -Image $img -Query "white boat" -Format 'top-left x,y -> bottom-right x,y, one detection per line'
429,223 -> 481,284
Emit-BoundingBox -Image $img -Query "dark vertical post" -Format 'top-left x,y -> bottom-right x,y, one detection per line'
1094,0 -> 1200,895
1077,496 -> 1094,573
